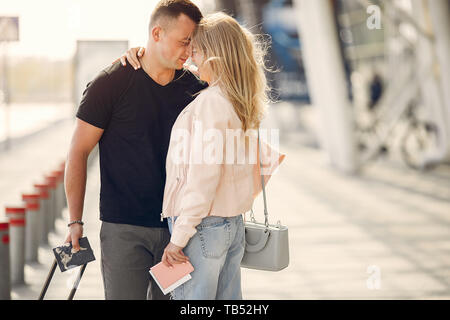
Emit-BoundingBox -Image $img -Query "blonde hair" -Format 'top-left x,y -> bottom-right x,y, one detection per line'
192,12 -> 270,132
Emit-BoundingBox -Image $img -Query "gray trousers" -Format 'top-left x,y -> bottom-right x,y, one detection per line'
100,221 -> 171,300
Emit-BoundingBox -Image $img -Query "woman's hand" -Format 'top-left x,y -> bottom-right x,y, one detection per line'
111,46 -> 145,70
162,242 -> 189,268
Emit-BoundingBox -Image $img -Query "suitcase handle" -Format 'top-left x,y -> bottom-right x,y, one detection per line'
38,259 -> 57,300
38,259 -> 88,300
67,263 -> 87,300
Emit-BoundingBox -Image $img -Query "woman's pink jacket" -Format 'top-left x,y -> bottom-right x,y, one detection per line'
162,85 -> 286,248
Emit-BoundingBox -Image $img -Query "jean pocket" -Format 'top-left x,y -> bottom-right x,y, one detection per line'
168,216 -> 178,235
198,217 -> 231,259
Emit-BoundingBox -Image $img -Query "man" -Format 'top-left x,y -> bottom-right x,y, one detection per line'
64,0 -> 206,300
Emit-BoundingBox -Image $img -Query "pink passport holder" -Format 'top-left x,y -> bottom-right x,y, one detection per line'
149,261 -> 194,295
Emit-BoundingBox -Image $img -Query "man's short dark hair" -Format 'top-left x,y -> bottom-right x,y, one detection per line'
150,0 -> 203,30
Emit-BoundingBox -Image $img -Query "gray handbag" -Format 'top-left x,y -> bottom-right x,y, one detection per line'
240,130 -> 289,271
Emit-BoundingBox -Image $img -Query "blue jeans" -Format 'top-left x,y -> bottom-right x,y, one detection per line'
167,215 -> 245,300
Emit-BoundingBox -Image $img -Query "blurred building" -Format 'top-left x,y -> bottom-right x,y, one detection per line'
215,0 -> 450,172
215,0 -> 310,102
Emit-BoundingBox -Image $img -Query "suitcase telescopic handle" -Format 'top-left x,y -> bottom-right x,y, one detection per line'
67,263 -> 87,300
38,260 -> 88,300
38,258 -> 58,300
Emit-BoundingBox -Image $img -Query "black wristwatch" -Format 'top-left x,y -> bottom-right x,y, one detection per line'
68,220 -> 84,227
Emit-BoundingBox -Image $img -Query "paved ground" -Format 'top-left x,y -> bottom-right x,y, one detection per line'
0,118 -> 105,300
0,103 -> 73,150
1,105 -> 449,300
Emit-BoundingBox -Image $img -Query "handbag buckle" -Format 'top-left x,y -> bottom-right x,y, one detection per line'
250,209 -> 257,223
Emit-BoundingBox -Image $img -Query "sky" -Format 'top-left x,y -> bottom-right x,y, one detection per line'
0,0 -> 212,60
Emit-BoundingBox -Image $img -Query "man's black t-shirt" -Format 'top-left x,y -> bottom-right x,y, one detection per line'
76,62 -> 207,228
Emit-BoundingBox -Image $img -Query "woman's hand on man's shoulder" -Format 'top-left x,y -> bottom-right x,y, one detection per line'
111,47 -> 145,70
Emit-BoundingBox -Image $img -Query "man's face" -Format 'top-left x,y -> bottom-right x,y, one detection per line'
155,14 -> 197,70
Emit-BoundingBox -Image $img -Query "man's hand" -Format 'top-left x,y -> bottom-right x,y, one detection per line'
65,223 -> 83,252
111,47 -> 145,70
162,242 -> 189,268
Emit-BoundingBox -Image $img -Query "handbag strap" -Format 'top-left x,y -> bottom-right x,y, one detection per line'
256,128 -> 270,227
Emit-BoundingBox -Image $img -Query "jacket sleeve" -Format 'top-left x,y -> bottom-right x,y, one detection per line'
170,96 -> 228,248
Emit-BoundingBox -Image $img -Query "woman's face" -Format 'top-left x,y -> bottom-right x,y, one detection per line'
191,43 -> 211,83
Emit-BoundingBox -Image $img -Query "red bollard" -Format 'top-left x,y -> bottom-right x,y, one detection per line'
5,207 -> 26,286
59,161 -> 67,209
22,194 -> 41,263
0,221 -> 10,299
45,175 -> 58,232
51,170 -> 64,220
34,184 -> 50,245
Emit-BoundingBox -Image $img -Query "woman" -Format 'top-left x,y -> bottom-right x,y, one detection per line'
124,12 -> 285,300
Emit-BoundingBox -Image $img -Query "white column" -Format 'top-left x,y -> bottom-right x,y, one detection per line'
427,0 -> 450,161
294,0 -> 358,173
